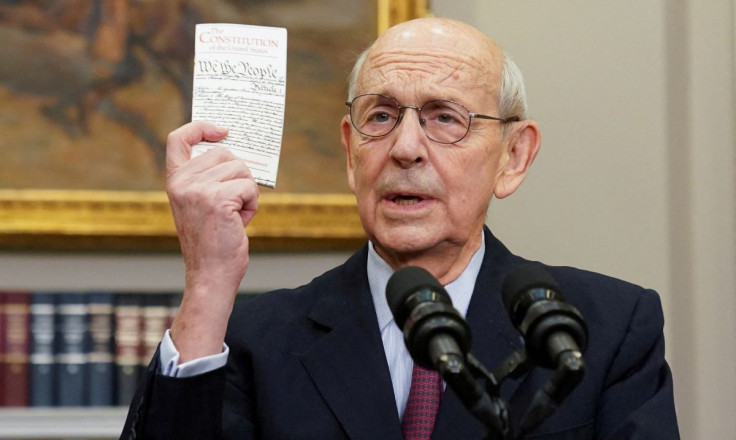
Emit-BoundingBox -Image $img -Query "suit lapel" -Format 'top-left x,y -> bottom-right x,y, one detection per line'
298,248 -> 403,440
464,230 -> 528,402
433,227 -> 528,439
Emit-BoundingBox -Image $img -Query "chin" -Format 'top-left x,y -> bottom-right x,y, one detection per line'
371,223 -> 439,256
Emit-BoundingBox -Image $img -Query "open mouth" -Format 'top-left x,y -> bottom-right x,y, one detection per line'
390,195 -> 424,206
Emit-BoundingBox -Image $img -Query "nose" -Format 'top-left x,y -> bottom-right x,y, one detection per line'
389,107 -> 428,168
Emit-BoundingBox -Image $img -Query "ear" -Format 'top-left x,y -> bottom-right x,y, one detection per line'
341,115 -> 357,193
493,120 -> 542,199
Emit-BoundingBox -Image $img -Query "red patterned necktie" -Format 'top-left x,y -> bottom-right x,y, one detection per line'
401,363 -> 444,439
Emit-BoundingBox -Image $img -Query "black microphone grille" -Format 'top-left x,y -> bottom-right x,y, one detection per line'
386,266 -> 448,327
502,264 -> 562,317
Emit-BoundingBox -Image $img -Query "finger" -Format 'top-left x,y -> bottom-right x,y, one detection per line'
218,178 -> 259,226
167,153 -> 256,211
200,158 -> 254,184
172,149 -> 255,194
166,121 -> 228,171
182,147 -> 248,177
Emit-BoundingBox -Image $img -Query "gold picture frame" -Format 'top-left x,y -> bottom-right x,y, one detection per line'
0,0 -> 429,252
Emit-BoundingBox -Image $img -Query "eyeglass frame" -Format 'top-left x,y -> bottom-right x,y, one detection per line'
344,93 -> 520,144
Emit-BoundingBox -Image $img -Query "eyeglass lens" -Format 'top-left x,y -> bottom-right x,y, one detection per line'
349,94 -> 471,144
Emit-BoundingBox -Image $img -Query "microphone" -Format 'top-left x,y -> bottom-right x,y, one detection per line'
501,264 -> 588,435
385,266 -> 471,371
501,264 -> 587,369
387,267 -> 506,435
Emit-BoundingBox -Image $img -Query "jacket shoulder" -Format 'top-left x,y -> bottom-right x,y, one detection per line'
227,245 -> 369,335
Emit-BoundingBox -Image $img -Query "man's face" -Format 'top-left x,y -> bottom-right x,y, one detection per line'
341,21 -> 510,264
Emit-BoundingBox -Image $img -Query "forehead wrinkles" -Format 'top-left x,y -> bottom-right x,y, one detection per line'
359,47 -> 497,98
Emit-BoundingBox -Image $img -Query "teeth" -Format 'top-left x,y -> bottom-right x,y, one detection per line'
393,196 -> 420,206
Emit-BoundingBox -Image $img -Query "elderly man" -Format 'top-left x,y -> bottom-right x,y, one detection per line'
122,17 -> 679,439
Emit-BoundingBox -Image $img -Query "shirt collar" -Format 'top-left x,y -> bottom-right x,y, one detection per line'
368,232 -> 486,332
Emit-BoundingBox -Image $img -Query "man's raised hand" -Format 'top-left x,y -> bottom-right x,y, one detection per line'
166,121 -> 259,362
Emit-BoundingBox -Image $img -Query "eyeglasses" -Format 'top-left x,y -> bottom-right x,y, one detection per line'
345,94 -> 519,144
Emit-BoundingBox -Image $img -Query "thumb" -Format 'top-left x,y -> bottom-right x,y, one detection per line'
166,121 -> 228,171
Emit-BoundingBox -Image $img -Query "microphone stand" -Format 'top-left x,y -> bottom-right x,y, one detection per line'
467,348 -> 585,440
428,332 -> 585,439
471,350 -> 533,440
516,350 -> 585,437
436,351 -> 510,440
442,348 -> 549,440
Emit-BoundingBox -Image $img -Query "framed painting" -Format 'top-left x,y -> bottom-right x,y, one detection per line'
0,0 -> 429,251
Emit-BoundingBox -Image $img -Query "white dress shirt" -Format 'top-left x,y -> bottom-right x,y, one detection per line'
159,236 -> 485,418
366,239 -> 484,417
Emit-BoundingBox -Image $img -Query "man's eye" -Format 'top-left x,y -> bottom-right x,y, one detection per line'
366,110 -> 395,123
437,113 -> 456,124
372,112 -> 391,122
433,112 -> 465,126
423,103 -> 466,126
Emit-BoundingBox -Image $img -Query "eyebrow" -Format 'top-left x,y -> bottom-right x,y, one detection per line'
359,92 -> 470,107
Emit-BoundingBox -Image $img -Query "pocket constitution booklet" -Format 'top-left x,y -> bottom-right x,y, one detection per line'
191,23 -> 287,188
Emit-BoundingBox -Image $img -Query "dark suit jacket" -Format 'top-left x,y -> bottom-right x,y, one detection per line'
122,228 -> 679,439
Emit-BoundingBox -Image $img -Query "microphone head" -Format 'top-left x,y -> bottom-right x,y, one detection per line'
386,266 -> 469,369
502,264 -> 587,369
386,266 -> 449,329
502,264 -> 563,326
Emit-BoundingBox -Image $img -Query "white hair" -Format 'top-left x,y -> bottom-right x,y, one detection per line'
347,47 -> 370,102
498,50 -> 528,121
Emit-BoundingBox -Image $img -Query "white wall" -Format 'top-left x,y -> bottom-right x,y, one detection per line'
431,1 -> 736,438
